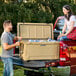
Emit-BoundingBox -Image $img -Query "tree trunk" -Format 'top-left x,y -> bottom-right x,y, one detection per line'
74,0 -> 76,4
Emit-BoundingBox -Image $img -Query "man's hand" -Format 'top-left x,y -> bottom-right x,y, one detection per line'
15,42 -> 20,46
14,36 -> 22,41
3,42 -> 20,50
18,37 -> 22,41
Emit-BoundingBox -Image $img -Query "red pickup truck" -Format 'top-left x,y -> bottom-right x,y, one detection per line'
1,16 -> 76,76
53,16 -> 76,76
15,16 -> 76,76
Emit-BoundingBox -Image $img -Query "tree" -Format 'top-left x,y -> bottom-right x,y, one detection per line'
0,0 -> 76,36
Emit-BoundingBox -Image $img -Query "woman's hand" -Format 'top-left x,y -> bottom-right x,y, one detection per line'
57,34 -> 66,39
57,34 -> 62,40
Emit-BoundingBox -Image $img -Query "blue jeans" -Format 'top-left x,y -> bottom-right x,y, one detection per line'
1,57 -> 13,76
58,36 -> 69,41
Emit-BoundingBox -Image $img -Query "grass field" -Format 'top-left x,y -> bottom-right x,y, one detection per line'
0,46 -> 2,56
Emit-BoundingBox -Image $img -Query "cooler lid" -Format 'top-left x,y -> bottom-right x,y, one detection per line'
17,23 -> 54,39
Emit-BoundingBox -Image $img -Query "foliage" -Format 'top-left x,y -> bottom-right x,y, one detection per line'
0,0 -> 76,35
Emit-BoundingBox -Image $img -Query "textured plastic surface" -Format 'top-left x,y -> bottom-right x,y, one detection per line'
17,23 -> 59,61
20,41 -> 59,61
17,23 -> 53,39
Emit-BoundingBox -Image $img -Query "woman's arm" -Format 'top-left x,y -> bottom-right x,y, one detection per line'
65,21 -> 75,35
62,23 -> 67,34
57,23 -> 67,39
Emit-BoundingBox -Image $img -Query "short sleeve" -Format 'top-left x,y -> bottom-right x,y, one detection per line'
12,34 -> 15,39
70,16 -> 75,22
10,33 -> 15,39
1,34 -> 9,44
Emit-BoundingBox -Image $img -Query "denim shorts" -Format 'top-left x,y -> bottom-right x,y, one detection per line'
57,36 -> 69,41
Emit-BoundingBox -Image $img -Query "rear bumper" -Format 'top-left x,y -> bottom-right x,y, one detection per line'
51,66 -> 70,76
13,55 -> 59,68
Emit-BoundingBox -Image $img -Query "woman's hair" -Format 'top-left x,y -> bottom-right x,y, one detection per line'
63,5 -> 73,21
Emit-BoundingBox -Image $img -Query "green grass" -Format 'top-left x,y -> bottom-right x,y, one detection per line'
14,66 -> 25,76
0,46 -> 2,56
0,62 -> 3,76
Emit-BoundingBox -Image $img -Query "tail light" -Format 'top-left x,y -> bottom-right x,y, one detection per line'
59,42 -> 70,66
45,62 -> 58,67
60,58 -> 66,61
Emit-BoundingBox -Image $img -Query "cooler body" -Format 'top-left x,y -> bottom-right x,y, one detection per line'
20,42 -> 59,61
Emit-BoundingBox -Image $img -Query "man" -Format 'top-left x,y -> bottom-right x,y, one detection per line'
1,20 -> 22,76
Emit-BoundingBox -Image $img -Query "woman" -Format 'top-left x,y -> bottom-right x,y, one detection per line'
58,5 -> 76,41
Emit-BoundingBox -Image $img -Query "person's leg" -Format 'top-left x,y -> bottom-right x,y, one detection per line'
8,58 -> 13,76
1,57 -> 8,76
1,57 -> 13,76
57,36 -> 69,41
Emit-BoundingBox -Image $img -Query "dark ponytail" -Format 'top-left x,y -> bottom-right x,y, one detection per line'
63,5 -> 73,21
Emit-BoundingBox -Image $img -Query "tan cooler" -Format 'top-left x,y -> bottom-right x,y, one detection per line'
17,23 -> 60,61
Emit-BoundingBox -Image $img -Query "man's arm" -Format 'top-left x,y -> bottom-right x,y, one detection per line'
3,42 -> 20,50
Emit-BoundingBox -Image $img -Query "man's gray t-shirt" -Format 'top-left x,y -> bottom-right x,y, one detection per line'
1,31 -> 14,57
